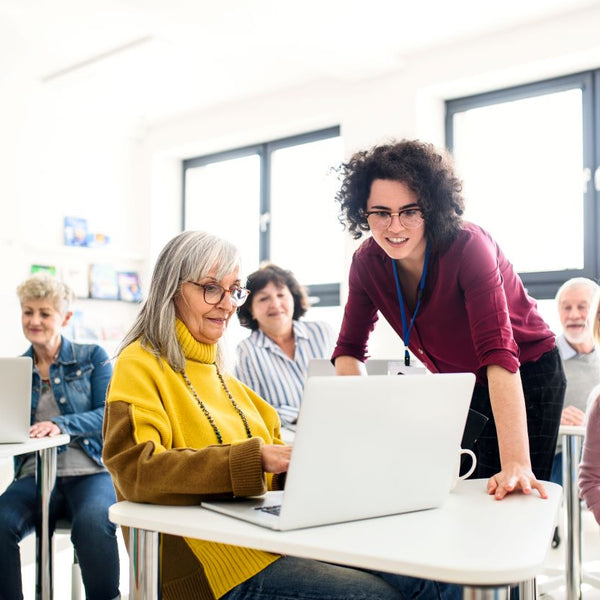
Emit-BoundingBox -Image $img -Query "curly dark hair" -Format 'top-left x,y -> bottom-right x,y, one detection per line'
237,263 -> 309,331
335,139 -> 465,250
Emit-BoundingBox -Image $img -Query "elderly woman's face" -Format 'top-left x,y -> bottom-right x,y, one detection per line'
250,281 -> 294,336
21,299 -> 70,348
174,265 -> 241,345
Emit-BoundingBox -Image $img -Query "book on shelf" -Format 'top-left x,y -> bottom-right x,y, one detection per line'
62,263 -> 90,298
117,271 -> 142,302
89,263 -> 119,300
30,264 -> 57,276
63,216 -> 88,247
65,309 -> 101,340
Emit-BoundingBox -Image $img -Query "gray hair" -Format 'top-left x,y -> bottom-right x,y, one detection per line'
119,230 -> 240,372
16,272 -> 75,315
555,277 -> 600,306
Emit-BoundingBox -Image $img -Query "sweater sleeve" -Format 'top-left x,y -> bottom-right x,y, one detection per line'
102,351 -> 269,505
332,251 -> 379,363
456,227 -> 520,373
103,401 -> 267,504
579,390 -> 600,525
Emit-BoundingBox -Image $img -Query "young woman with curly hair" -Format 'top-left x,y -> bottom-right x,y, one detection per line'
333,139 -> 565,501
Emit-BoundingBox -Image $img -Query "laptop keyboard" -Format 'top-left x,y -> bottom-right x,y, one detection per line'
254,504 -> 281,516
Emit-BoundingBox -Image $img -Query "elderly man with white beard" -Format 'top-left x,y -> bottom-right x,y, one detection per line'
551,277 -> 600,545
556,278 -> 600,430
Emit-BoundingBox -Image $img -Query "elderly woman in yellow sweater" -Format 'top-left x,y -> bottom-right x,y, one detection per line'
102,230 -> 460,600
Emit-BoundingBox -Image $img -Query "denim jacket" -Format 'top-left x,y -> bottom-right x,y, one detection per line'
15,336 -> 112,475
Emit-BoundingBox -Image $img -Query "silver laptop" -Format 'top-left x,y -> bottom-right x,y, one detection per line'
0,357 -> 33,443
202,372 -> 475,530
306,358 -> 394,376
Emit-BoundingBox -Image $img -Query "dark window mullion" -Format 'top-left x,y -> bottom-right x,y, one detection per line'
582,71 -> 597,282
260,144 -> 270,262
593,69 -> 600,283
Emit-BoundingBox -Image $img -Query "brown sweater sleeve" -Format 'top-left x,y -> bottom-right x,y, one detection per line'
103,401 -> 267,505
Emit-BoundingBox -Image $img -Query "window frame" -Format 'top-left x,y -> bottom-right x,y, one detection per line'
182,126 -> 342,306
445,71 -> 599,299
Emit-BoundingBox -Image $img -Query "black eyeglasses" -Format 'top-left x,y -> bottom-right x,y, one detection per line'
186,282 -> 250,306
364,208 -> 424,230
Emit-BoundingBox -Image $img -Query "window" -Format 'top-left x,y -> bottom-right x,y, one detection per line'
446,71 -> 600,299
183,127 -> 343,306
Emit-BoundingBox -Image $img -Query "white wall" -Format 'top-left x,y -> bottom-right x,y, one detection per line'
0,61 -> 147,354
2,4 -> 600,357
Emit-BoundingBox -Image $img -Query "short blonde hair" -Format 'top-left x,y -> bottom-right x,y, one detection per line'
16,273 -> 75,315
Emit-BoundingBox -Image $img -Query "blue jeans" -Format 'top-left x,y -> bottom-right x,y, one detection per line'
222,555 -> 462,600
0,472 -> 120,600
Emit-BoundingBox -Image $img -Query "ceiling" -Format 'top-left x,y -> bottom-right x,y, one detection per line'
1,0 -> 598,122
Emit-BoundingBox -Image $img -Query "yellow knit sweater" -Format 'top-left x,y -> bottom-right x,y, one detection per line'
103,320 -> 285,599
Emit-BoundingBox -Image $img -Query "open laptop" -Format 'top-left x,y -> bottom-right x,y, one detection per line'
307,358 -> 393,376
0,357 -> 33,443
202,372 -> 475,530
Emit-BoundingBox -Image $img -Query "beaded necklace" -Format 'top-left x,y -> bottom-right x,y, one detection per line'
181,365 -> 252,444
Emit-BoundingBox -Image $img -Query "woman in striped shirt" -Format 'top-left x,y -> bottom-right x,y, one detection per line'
236,264 -> 335,426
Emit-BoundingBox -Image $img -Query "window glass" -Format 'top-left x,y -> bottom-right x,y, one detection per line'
184,154 -> 261,274
451,89 -> 583,273
270,136 -> 344,286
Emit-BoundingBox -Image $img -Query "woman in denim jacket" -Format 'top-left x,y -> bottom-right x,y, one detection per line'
0,273 -> 120,600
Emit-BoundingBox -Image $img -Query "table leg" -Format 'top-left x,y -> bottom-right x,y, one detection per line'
462,585 -> 510,599
128,527 -> 161,600
518,578 -> 536,600
35,446 -> 58,600
563,433 -> 583,600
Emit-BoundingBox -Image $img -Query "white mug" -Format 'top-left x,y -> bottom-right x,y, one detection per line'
452,448 -> 477,490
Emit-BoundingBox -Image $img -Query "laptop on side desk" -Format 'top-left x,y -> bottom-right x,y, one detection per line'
306,358 -> 427,377
202,372 -> 475,530
0,357 -> 33,444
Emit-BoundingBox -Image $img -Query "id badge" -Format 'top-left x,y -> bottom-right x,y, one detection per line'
387,361 -> 427,376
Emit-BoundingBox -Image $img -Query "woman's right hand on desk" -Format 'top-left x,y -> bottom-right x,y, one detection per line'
262,444 -> 292,474
29,420 -> 61,438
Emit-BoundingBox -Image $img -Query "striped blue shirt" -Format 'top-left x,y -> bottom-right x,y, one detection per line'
234,320 -> 335,425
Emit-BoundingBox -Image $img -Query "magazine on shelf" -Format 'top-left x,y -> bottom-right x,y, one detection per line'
117,271 -> 142,302
30,264 -> 57,276
63,216 -> 88,247
89,263 -> 119,300
63,263 -> 90,298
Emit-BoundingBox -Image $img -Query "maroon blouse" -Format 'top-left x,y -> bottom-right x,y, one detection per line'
332,222 -> 555,383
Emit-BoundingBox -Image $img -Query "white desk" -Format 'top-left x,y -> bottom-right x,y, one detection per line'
109,479 -> 561,600
0,434 -> 70,600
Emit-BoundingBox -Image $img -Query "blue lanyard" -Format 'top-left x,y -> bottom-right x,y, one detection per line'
391,244 -> 430,366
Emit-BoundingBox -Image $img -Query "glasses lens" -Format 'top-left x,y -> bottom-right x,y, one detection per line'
400,210 -> 423,228
196,283 -> 249,305
367,212 -> 391,229
232,288 -> 249,306
203,284 -> 225,304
